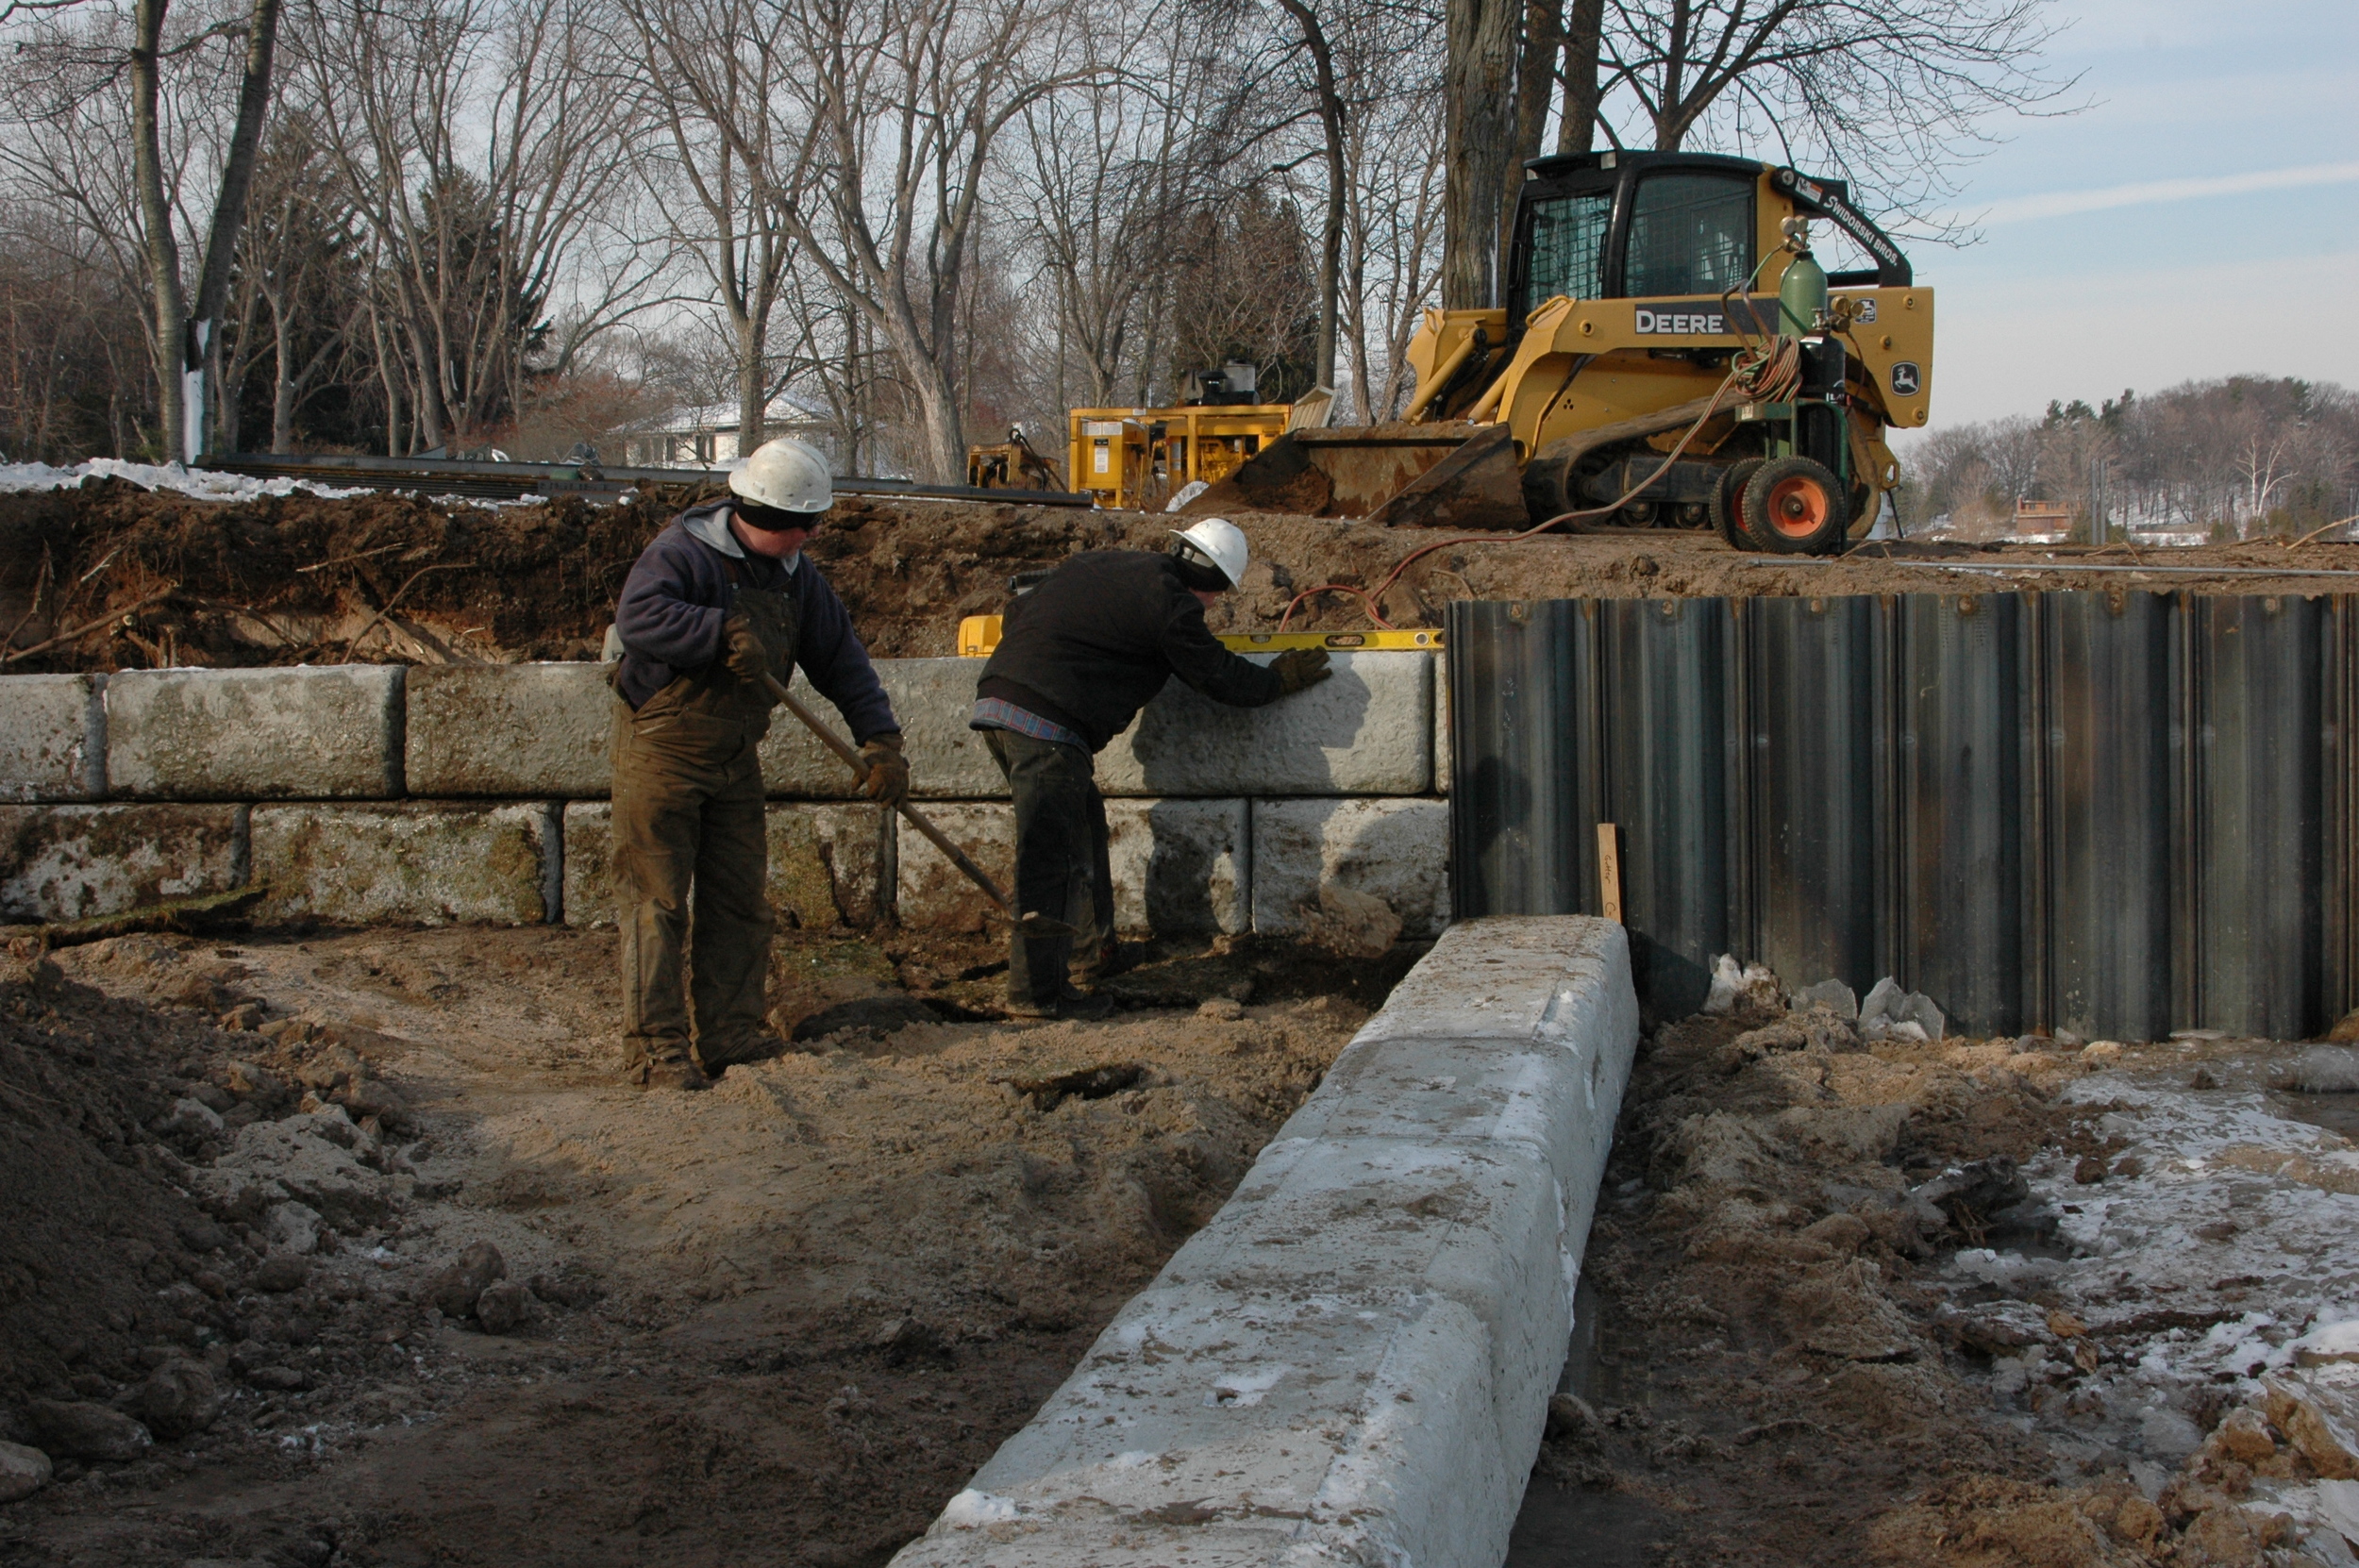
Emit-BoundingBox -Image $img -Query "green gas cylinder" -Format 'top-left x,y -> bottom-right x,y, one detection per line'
1778,248 -> 1828,338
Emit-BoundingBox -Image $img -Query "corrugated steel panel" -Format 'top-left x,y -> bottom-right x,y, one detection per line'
1447,588 -> 2359,1042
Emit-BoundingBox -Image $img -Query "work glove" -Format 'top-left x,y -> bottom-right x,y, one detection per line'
859,732 -> 910,806
1270,646 -> 1332,695
721,613 -> 769,683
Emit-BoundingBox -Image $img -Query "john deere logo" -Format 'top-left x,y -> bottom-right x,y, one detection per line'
1890,361 -> 1922,395
1634,307 -> 1727,335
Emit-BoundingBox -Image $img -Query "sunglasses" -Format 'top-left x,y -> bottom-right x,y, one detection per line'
737,502 -> 821,534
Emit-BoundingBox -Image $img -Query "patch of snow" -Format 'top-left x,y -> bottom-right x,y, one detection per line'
0,459 -> 373,502
941,1489 -> 1019,1526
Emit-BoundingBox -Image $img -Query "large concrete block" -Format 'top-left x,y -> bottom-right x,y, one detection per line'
108,666 -> 402,800
0,675 -> 104,801
895,803 -> 1012,933
1251,795 -> 1449,937
405,663 -> 612,797
560,800 -> 886,928
0,804 -> 243,922
1105,798 -> 1246,935
250,803 -> 556,926
888,917 -> 1639,1568
759,659 -> 1006,800
1096,650 -> 1433,796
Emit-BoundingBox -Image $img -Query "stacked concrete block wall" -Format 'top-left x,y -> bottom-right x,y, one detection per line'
0,653 -> 1450,931
887,915 -> 1640,1566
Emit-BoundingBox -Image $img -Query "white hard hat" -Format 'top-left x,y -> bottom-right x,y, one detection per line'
1168,517 -> 1248,588
729,436 -> 832,514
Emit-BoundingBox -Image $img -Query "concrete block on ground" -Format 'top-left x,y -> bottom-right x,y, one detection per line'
1251,795 -> 1449,937
0,675 -> 104,801
760,659 -> 1005,800
888,916 -> 1639,1568
560,801 -> 886,928
1096,650 -> 1433,796
405,663 -> 613,797
1104,798 -> 1247,935
0,805 -> 243,922
107,666 -> 402,800
250,803 -> 555,926
895,803 -> 1012,933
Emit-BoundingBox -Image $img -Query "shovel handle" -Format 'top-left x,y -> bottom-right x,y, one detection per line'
760,672 -> 1017,916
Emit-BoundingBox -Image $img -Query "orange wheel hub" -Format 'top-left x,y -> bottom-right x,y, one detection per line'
1766,475 -> 1830,538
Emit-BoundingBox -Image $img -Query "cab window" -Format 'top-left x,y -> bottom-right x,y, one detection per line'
1623,174 -> 1753,297
1524,188 -> 1614,305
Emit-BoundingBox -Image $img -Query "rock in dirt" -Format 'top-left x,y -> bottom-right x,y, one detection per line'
222,1060 -> 285,1100
0,1441 -> 51,1502
338,1077 -> 410,1126
1907,1158 -> 2029,1230
1298,885 -> 1401,959
2331,1008 -> 2359,1044
1196,997 -> 1246,1022
474,1278 -> 540,1335
266,1200 -> 323,1255
196,1111 -> 406,1228
24,1400 -> 151,1462
243,1365 -> 308,1393
428,1242 -> 507,1319
1859,978 -> 1945,1043
138,1359 -> 222,1439
871,1316 -> 946,1365
297,1044 -> 370,1092
253,1251 -> 310,1293
2264,1376 -> 2359,1478
1702,954 -> 1782,1015
2288,1046 -> 2359,1093
1791,978 -> 1858,1019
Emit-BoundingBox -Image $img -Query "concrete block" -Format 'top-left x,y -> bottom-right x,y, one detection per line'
250,803 -> 556,926
1096,650 -> 1433,796
1251,795 -> 1449,937
0,805 -> 243,922
405,663 -> 613,797
1104,798 -> 1247,935
560,801 -> 886,928
760,659 -> 1006,800
107,666 -> 402,800
895,803 -> 1012,933
0,675 -> 104,801
888,917 -> 1639,1568
1435,654 -> 1451,795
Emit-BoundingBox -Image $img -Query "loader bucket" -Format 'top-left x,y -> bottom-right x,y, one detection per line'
1178,422 -> 1530,530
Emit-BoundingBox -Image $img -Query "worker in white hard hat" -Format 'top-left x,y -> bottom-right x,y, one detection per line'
970,518 -> 1331,1018
607,436 -> 908,1090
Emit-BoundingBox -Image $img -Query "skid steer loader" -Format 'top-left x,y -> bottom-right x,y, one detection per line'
1181,151 -> 1934,553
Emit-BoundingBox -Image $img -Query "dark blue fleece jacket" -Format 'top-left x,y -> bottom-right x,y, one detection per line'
611,501 -> 899,742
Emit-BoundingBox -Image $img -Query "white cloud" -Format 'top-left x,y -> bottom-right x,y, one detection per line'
1959,161 -> 2359,225
1898,249 -> 2359,431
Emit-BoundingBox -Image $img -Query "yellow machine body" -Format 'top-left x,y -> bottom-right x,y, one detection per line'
1068,404 -> 1294,511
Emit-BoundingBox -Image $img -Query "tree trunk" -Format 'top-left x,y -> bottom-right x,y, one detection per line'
183,0 -> 282,459
1278,0 -> 1346,391
1502,0 -> 1562,263
1442,0 -> 1517,309
736,312 -> 765,456
1555,0 -> 1604,156
128,0 -> 189,462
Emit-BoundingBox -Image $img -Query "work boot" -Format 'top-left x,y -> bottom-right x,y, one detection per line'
636,1058 -> 711,1093
694,1034 -> 791,1076
1006,988 -> 1113,1023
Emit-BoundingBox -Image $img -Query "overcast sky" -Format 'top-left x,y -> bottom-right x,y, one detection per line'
1896,0 -> 2358,434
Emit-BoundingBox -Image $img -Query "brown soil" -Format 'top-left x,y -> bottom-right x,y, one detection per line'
3,478 -> 2352,672
1509,1007 -> 2310,1568
0,923 -> 1405,1567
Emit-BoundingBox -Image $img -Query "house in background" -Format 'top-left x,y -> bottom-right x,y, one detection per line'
619,392 -> 836,469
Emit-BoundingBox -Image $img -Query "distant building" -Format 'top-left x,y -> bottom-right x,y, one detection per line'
619,392 -> 835,469
2005,498 -> 2074,542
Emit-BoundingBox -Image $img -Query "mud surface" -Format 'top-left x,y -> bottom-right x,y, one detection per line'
1511,1006 -> 2359,1567
0,924 -> 1393,1566
3,479 -> 2352,671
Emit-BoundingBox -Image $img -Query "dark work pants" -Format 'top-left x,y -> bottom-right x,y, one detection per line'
983,727 -> 1113,1006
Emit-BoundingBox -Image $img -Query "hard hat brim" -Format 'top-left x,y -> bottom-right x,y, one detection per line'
1167,527 -> 1241,587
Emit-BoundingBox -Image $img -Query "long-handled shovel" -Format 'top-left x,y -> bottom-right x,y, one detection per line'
760,672 -> 1075,937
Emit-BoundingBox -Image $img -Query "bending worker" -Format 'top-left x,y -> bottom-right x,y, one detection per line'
970,518 -> 1330,1018
609,436 -> 909,1090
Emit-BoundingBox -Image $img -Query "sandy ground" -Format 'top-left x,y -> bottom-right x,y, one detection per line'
0,925 -> 1398,1567
2,480 -> 2352,672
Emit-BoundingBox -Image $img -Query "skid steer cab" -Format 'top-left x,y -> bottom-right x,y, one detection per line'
1181,152 -> 1933,553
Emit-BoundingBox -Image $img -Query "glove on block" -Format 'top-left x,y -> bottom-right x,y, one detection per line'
1270,646 -> 1333,695
859,732 -> 910,806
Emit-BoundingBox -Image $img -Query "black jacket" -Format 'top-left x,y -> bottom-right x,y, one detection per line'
975,551 -> 1283,752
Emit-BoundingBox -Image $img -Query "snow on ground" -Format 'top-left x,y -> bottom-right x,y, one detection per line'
1932,1041 -> 2359,1562
0,459 -> 375,502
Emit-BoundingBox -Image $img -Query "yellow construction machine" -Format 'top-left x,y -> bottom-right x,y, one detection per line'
1181,152 -> 1934,552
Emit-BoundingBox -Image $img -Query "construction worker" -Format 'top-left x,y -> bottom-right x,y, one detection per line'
970,518 -> 1330,1018
608,436 -> 908,1090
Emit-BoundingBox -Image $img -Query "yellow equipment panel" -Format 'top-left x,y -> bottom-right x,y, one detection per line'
956,615 -> 1440,658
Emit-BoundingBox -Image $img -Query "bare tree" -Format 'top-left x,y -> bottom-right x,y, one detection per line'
1441,0 -> 1514,308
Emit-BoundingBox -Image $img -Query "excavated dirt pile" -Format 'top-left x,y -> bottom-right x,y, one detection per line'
3,478 -> 2352,671
0,922 -> 1404,1566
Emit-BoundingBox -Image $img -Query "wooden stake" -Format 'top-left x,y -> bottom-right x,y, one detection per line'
1597,823 -> 1623,923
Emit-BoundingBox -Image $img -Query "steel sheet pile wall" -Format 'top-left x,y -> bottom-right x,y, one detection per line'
1447,592 -> 2357,1041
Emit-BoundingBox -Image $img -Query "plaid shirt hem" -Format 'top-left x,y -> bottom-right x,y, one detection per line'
969,697 -> 1086,748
